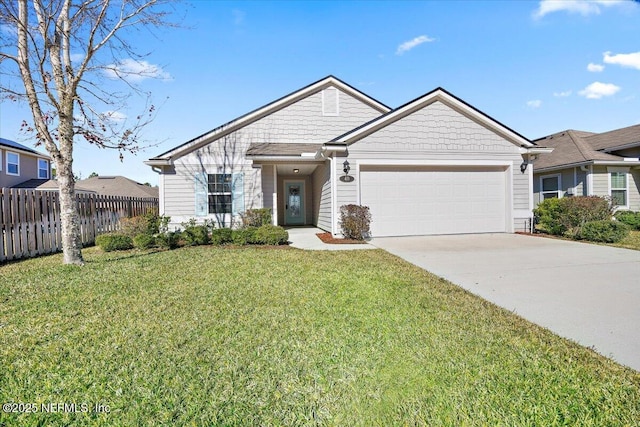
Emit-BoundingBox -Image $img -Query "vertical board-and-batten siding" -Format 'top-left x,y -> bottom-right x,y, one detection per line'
342,101 -> 530,232
161,86 -> 383,226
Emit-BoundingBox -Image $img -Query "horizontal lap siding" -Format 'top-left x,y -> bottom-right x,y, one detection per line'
342,101 -> 527,234
630,170 -> 640,211
312,162 -> 331,231
160,85 -> 384,223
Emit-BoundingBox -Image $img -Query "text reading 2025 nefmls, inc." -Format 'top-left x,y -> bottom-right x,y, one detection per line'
2,402 -> 110,414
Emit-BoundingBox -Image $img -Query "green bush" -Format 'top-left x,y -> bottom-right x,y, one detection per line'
211,228 -> 233,245
95,233 -> 134,252
578,220 -> 630,243
181,219 -> 211,246
615,211 -> 640,230
339,204 -> 371,240
534,196 -> 612,236
232,227 -> 257,245
241,208 -> 272,228
253,225 -> 289,245
133,233 -> 156,249
155,231 -> 180,249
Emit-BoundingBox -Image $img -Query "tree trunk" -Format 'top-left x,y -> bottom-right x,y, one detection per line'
57,118 -> 84,266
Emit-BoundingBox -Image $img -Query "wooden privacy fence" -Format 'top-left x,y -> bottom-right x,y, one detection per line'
0,188 -> 158,263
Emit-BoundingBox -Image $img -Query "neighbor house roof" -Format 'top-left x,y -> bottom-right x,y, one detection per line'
0,137 -> 51,159
533,124 -> 640,171
76,176 -> 158,198
11,179 -> 96,193
146,75 -> 391,165
332,87 -> 536,149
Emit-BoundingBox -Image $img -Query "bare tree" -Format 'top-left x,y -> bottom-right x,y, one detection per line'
0,0 -> 178,265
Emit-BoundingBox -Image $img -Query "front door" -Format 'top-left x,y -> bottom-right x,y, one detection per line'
285,181 -> 305,225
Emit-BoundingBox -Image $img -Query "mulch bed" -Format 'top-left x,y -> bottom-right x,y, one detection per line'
316,232 -> 367,244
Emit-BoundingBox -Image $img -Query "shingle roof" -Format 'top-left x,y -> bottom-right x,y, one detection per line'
76,176 -> 158,198
246,143 -> 323,157
583,124 -> 640,151
0,137 -> 50,158
534,124 -> 640,170
11,179 -> 96,192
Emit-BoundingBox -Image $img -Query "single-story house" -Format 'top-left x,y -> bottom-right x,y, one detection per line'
76,176 -> 159,199
0,138 -> 52,188
146,76 -> 550,237
533,124 -> 640,211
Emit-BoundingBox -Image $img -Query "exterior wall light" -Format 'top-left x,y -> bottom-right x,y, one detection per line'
343,160 -> 350,175
293,168 -> 299,174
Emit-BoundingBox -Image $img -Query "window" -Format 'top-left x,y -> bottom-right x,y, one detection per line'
6,152 -> 19,176
0,150 -> 2,171
610,171 -> 627,207
208,174 -> 232,214
541,175 -> 560,200
38,159 -> 49,179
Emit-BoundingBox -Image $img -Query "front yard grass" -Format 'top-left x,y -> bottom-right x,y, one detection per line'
613,230 -> 640,251
1,246 -> 639,426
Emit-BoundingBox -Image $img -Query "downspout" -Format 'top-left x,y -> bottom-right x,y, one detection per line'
329,156 -> 337,236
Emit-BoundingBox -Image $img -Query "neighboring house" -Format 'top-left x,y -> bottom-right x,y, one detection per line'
76,176 -> 159,199
0,137 -> 52,188
533,124 -> 640,211
11,179 -> 96,194
146,76 -> 548,237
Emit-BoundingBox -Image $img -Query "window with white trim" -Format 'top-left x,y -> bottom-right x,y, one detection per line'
610,171 -> 627,207
38,159 -> 49,179
6,151 -> 19,176
541,175 -> 561,200
0,150 -> 3,171
208,174 -> 232,214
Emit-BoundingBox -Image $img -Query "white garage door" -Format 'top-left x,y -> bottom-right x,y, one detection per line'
360,166 -> 507,237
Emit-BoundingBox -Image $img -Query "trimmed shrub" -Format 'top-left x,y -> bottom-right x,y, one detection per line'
181,219 -> 211,246
615,211 -> 640,230
241,208 -> 272,228
211,228 -> 233,245
339,204 -> 371,240
119,216 -> 149,238
156,231 -> 180,249
232,227 -> 257,245
253,225 -> 289,245
133,233 -> 156,249
578,220 -> 629,243
534,196 -> 612,236
96,233 -> 133,252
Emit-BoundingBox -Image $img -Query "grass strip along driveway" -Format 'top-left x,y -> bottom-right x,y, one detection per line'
1,246 -> 639,426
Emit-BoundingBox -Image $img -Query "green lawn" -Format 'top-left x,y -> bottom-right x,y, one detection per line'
1,246 -> 639,426
614,230 -> 640,251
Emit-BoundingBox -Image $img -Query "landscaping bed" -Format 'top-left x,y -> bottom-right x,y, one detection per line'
316,232 -> 367,244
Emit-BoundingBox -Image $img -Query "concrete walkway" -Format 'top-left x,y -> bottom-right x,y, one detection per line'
286,227 -> 374,251
371,233 -> 640,371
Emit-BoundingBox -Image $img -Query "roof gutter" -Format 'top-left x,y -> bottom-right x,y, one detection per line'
316,143 -> 348,159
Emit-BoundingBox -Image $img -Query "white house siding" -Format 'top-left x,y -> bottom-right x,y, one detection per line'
312,161 -> 332,231
630,169 -> 640,211
160,85 -> 383,227
338,101 -> 530,234
261,164 -> 276,211
575,168 -> 587,196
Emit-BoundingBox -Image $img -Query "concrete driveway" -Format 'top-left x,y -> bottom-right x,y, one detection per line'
371,233 -> 640,371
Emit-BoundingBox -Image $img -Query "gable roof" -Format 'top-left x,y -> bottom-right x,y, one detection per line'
147,76 -> 391,164
534,124 -> 640,171
77,176 -> 158,198
332,87 -> 535,148
0,137 -> 51,159
11,179 -> 96,193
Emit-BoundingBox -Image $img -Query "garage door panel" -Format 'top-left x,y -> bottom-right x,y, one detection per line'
360,167 -> 507,237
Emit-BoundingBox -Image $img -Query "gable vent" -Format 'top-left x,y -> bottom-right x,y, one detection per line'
322,87 -> 339,116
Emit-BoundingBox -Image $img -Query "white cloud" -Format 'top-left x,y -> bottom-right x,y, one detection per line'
603,51 -> 640,70
396,35 -> 435,55
587,62 -> 605,72
100,111 -> 127,124
533,0 -> 627,19
578,81 -> 621,99
553,90 -> 572,97
103,59 -> 172,83
526,100 -> 542,108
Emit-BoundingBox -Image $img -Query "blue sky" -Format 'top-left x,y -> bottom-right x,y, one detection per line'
1,0 -> 639,186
